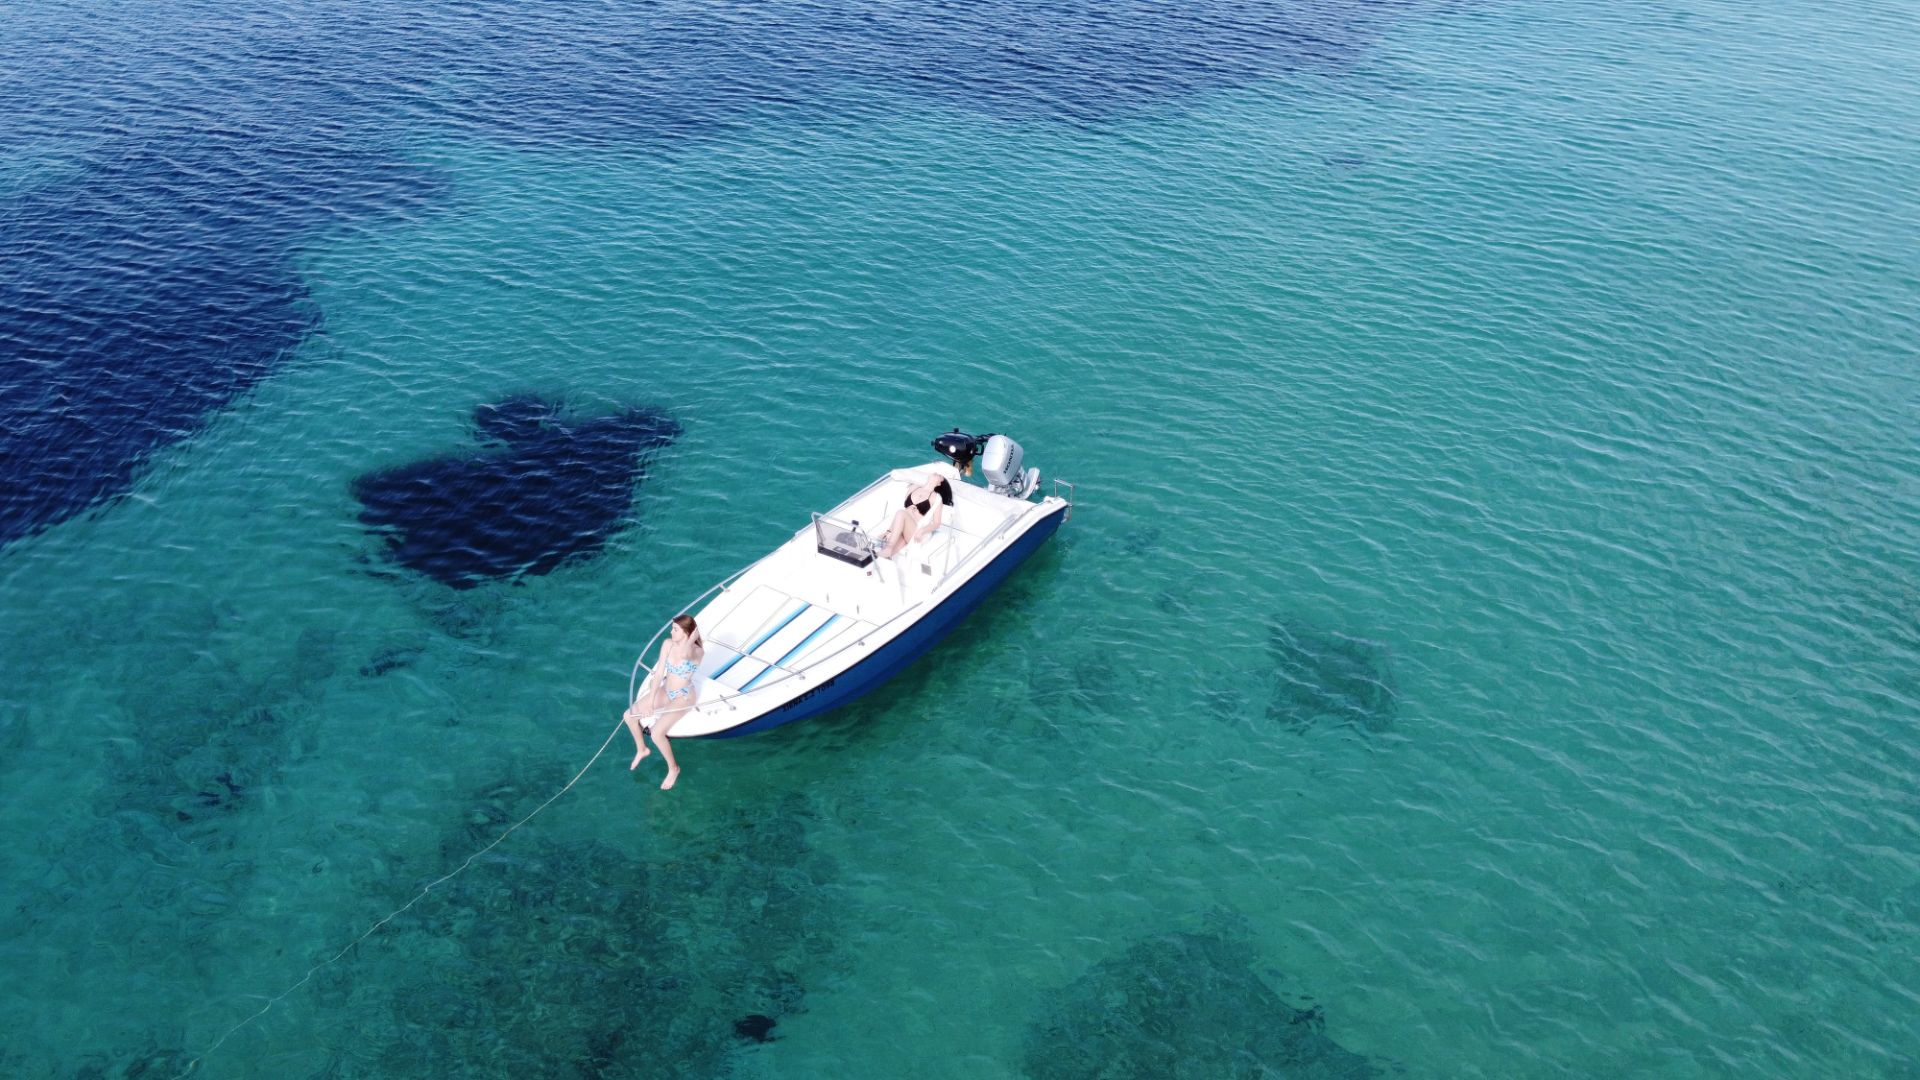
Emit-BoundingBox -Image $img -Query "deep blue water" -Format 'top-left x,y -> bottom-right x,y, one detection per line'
1,0 -> 1407,546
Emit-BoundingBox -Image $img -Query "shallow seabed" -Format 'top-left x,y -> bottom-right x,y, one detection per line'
2,0 -> 1917,1076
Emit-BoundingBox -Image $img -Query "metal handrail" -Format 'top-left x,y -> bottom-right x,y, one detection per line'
927,492 -> 1062,589
626,469 -> 1076,722
626,566 -> 751,706
624,473 -> 904,712
924,511 -> 1016,589
691,597 -> 929,713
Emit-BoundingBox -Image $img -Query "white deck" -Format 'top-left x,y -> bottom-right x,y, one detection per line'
647,467 -> 1062,737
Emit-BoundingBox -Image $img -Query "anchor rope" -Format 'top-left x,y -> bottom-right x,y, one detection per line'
172,719 -> 626,1078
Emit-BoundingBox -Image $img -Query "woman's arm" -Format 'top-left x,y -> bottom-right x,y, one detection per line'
913,501 -> 944,541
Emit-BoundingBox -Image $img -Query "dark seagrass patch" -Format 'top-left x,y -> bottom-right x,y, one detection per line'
352,396 -> 680,589
1024,919 -> 1382,1080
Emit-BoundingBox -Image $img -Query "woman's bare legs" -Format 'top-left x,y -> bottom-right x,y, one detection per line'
624,683 -> 666,769
624,709 -> 648,769
876,508 -> 916,557
649,705 -> 691,789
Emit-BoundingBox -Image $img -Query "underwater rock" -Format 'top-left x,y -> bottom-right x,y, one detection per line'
192,770 -> 245,812
112,703 -> 287,835
733,1014 -> 779,1043
425,591 -> 510,644
356,788 -> 834,1078
1120,525 -> 1163,558
66,1042 -> 193,1080
291,626 -> 342,687
1203,686 -> 1244,722
360,642 -> 426,678
79,642 -> 333,981
351,398 -> 681,589
1028,652 -> 1136,719
0,700 -> 30,755
1267,622 -> 1397,734
1023,927 -> 1379,1080
1153,589 -> 1193,616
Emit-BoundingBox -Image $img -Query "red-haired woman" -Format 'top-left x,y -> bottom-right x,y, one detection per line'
624,614 -> 703,789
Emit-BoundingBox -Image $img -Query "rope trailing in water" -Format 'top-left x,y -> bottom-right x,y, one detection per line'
172,720 -> 626,1078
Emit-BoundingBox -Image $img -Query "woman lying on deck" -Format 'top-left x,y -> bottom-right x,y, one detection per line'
875,472 -> 954,558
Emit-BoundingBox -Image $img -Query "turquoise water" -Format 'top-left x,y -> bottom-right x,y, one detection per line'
4,0 -> 1918,1075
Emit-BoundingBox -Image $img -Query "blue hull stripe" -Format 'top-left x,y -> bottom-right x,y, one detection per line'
711,600 -> 811,681
741,614 -> 842,693
692,503 -> 1067,739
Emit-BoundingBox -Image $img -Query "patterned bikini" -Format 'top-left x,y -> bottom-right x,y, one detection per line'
662,657 -> 697,702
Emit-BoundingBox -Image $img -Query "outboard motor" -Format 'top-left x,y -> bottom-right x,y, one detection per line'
932,429 -> 984,465
932,428 -> 1041,498
981,434 -> 1041,498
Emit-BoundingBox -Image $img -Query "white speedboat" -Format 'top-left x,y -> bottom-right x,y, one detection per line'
629,431 -> 1073,738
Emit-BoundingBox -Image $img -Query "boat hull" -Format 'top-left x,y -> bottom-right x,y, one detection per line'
692,500 -> 1068,738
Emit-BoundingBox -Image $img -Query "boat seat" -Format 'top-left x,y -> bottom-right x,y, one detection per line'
899,524 -> 964,581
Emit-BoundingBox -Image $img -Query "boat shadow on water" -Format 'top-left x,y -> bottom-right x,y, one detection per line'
765,536 -> 1076,754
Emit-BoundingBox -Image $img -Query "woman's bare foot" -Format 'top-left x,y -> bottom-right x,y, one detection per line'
630,745 -> 650,770
661,766 -> 680,790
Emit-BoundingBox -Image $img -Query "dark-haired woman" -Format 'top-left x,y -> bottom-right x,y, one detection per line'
876,472 -> 954,558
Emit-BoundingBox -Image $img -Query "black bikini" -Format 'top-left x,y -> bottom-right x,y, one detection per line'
905,479 -> 953,515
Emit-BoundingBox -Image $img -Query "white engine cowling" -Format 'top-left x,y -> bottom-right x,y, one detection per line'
982,434 -> 1040,498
